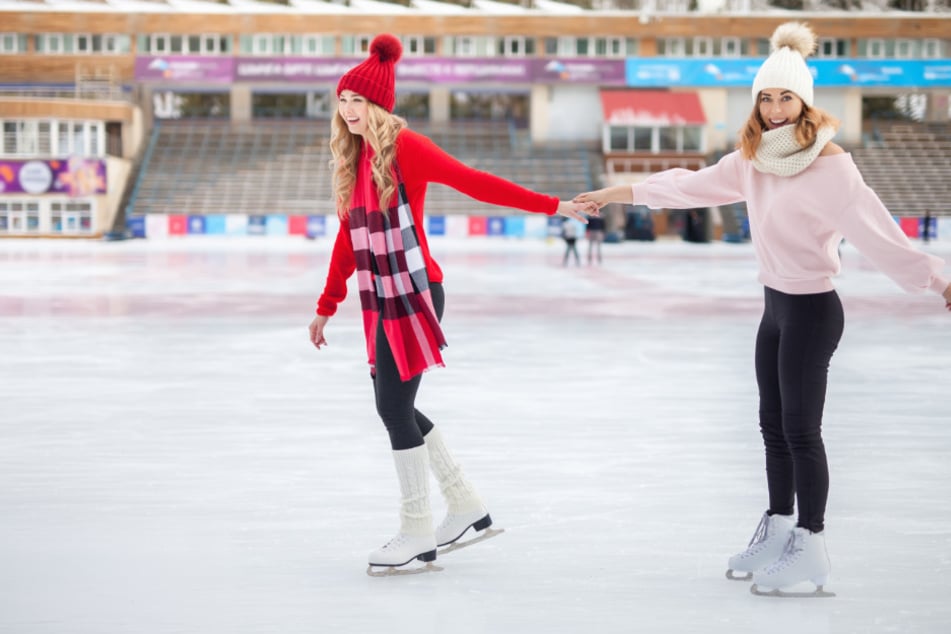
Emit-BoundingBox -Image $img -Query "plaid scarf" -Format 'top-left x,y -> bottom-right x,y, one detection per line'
349,150 -> 446,381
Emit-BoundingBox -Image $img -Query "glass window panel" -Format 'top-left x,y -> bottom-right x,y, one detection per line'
682,127 -> 702,151
633,127 -> 652,151
659,128 -> 677,151
609,127 -> 629,151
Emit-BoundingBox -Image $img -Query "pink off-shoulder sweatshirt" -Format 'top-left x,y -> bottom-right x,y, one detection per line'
633,151 -> 948,296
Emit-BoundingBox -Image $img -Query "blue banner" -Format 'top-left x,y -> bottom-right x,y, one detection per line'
625,58 -> 951,88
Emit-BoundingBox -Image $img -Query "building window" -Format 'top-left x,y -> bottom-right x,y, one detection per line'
721,37 -> 743,57
862,39 -> 887,58
605,125 -> 702,153
608,126 -> 629,151
303,35 -> 334,56
895,39 -> 915,59
1,33 -> 28,54
498,36 -> 535,58
817,38 -> 848,58
341,35 -> 372,56
402,36 -> 436,56
658,38 -> 686,57
692,38 -> 714,57
36,33 -> 130,55
0,200 -> 42,235
921,39 -> 943,58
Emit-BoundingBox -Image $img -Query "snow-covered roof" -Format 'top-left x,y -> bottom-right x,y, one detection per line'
0,0 -> 948,15
469,0 -> 527,14
347,0 -> 413,12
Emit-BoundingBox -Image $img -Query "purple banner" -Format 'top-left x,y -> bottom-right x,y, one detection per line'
531,58 -> 627,85
397,58 -> 532,84
235,57 -> 534,84
138,56 -> 626,86
0,158 -> 107,196
235,57 -> 357,81
135,56 -> 235,83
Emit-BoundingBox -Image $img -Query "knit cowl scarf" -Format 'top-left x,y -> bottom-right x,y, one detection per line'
348,149 -> 446,381
752,125 -> 837,177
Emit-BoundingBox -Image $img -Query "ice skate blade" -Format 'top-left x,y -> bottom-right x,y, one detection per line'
438,527 -> 505,555
725,569 -> 753,581
750,583 -> 836,598
366,562 -> 443,578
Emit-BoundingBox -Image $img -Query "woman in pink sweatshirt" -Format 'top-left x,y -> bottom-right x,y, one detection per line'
575,22 -> 951,597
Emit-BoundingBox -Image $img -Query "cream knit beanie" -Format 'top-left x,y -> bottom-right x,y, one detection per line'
752,22 -> 817,107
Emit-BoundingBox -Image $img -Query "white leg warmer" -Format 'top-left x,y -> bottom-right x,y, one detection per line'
391,445 -> 433,537
425,427 -> 484,514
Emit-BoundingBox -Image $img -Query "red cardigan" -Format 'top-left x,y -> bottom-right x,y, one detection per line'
316,128 -> 559,316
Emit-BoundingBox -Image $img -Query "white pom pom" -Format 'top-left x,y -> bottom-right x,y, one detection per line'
770,22 -> 817,58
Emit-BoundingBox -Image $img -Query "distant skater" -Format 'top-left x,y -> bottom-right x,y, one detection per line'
308,34 -> 596,576
562,220 -> 581,266
575,22 -> 951,597
586,213 -> 606,264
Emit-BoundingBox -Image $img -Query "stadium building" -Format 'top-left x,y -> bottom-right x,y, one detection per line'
1,0 -> 949,240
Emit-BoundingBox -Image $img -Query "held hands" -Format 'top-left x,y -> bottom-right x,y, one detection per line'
573,185 -> 634,210
308,314 -> 329,349
557,200 -> 599,223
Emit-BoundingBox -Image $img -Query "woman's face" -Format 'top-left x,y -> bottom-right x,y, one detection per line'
758,89 -> 804,130
338,90 -> 369,136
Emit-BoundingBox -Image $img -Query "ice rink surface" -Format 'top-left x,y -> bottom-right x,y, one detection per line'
1,235 -> 949,634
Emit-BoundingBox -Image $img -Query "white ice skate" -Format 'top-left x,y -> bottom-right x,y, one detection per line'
750,527 -> 835,598
726,512 -> 795,581
426,428 -> 504,555
366,446 -> 442,578
367,533 -> 442,577
437,510 -> 504,554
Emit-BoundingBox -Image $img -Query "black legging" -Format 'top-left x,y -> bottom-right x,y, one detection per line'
372,282 -> 445,451
755,287 -> 844,533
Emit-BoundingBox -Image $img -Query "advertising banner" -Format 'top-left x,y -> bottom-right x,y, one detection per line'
0,158 -> 106,195
532,59 -> 626,85
626,58 -> 951,88
137,56 -> 951,88
135,56 -> 235,83
235,57 -> 535,84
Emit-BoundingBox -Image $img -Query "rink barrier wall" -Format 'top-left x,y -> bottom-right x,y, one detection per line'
125,213 -> 950,241
128,213 -> 566,240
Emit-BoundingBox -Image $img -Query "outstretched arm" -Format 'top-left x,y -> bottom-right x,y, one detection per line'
556,199 -> 599,223
573,185 -> 633,209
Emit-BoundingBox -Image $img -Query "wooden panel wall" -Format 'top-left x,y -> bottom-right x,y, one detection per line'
0,57 -> 136,84
0,99 -> 135,121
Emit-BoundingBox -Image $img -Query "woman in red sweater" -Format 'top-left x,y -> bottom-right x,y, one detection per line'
307,34 -> 595,575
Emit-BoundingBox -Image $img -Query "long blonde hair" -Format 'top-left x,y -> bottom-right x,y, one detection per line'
329,102 -> 406,219
738,97 -> 839,160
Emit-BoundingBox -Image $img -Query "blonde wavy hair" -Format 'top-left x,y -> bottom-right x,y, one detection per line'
738,96 -> 839,160
329,101 -> 407,219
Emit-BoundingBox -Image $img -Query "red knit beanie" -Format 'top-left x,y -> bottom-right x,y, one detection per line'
336,34 -> 403,113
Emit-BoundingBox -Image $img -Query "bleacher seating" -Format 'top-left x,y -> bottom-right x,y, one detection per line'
851,121 -> 951,216
129,119 -> 596,218
129,120 -> 335,216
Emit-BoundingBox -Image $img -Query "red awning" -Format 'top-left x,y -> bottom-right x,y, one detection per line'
600,90 -> 706,126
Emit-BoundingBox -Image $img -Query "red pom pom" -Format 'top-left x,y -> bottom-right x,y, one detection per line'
370,34 -> 403,64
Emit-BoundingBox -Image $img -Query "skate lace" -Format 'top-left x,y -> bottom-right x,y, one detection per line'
382,534 -> 407,551
767,531 -> 804,572
747,513 -> 770,547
